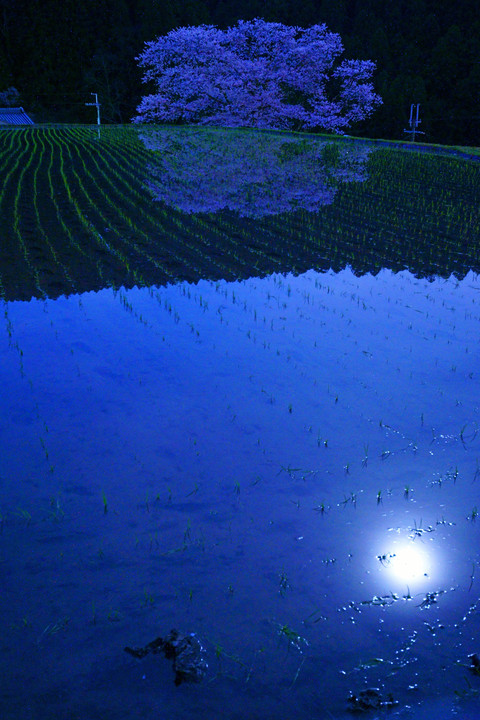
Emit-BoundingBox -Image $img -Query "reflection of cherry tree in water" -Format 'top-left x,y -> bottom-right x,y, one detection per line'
139,128 -> 371,217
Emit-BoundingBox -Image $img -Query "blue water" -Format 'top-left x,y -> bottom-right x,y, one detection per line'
1,266 -> 479,718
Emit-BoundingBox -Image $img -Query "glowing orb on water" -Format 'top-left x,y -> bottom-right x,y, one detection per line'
389,545 -> 430,581
377,541 -> 433,587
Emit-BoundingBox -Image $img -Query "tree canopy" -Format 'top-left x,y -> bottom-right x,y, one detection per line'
134,19 -> 382,132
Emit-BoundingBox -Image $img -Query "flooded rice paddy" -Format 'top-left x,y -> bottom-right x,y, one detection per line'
1,126 -> 480,719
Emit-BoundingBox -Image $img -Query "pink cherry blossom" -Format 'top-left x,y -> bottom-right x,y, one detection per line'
133,19 -> 382,132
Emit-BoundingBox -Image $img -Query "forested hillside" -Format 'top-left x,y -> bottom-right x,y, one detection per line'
1,0 -> 478,144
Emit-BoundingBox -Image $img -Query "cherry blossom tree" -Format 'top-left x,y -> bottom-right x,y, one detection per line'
133,19 -> 382,132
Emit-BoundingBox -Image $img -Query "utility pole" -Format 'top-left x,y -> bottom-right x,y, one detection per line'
85,93 -> 101,138
404,104 -> 425,142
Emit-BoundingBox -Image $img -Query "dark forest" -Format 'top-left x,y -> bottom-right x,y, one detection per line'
1,0 -> 479,144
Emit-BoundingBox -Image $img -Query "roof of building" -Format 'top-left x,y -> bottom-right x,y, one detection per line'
0,107 -> 34,125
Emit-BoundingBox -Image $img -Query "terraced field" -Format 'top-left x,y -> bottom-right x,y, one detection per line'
0,125 -> 479,302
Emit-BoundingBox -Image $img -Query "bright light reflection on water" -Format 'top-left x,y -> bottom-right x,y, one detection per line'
376,538 -> 435,589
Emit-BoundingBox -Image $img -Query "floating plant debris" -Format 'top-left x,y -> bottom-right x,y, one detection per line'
347,687 -> 399,713
125,629 -> 208,685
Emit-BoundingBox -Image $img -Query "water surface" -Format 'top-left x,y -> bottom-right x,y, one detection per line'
2,267 -> 480,719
